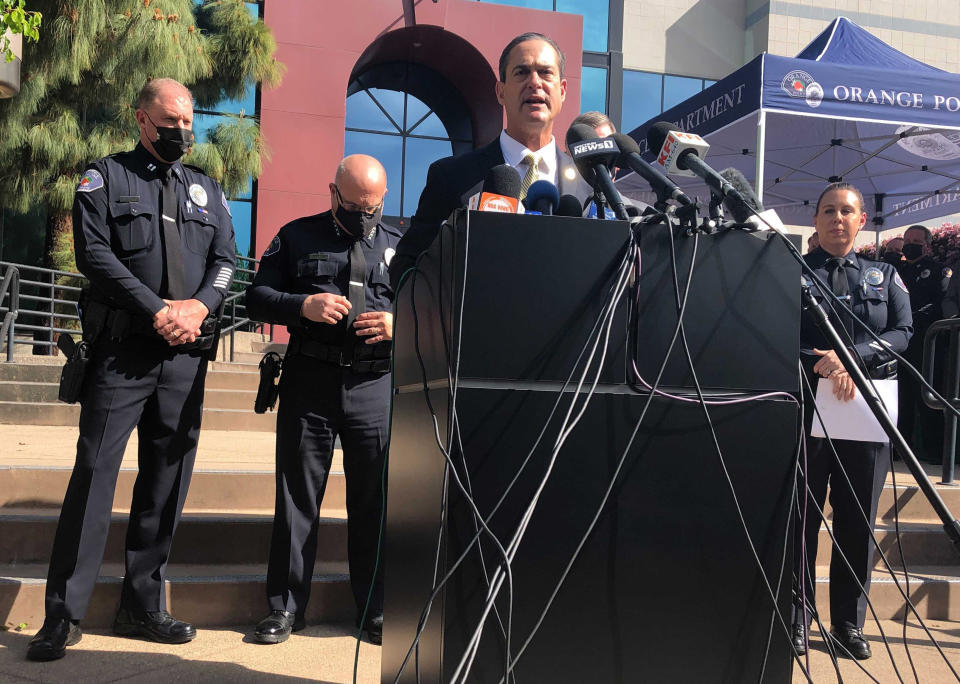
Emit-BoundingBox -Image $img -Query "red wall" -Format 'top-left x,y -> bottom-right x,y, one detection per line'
256,0 -> 584,258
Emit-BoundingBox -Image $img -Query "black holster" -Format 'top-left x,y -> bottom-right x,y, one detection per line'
56,292 -> 108,404
254,351 -> 283,414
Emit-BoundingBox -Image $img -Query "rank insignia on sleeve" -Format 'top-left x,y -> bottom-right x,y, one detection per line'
263,236 -> 281,258
76,169 -> 104,193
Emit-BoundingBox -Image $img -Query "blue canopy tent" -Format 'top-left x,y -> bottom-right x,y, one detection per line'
618,17 -> 960,241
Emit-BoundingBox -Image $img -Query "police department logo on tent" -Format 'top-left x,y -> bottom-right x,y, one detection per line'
781,70 -> 823,108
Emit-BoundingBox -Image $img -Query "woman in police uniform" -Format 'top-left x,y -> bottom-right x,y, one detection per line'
792,182 -> 912,660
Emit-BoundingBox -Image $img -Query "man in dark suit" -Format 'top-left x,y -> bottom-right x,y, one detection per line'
389,32 -> 592,285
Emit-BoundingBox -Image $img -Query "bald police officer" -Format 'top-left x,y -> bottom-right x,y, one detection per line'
246,154 -> 399,645
27,78 -> 236,661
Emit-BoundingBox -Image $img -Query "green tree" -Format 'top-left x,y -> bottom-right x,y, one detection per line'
1,0 -> 42,63
0,0 -> 283,272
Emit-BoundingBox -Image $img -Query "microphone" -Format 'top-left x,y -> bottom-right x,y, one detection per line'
556,194 -> 583,217
610,133 -> 692,207
565,123 -> 629,220
718,168 -> 761,222
468,164 -> 521,213
523,180 -> 560,215
647,122 -> 746,207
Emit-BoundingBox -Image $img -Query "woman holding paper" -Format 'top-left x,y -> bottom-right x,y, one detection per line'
791,182 -> 913,661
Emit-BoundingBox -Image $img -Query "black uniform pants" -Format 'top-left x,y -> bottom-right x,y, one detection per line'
793,436 -> 889,629
45,337 -> 208,620
266,354 -> 390,618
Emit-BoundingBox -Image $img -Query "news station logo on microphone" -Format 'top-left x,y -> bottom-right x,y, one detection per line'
654,130 -> 709,177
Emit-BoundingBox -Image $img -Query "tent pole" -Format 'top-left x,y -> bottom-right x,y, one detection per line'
874,193 -> 885,255
755,110 -> 766,204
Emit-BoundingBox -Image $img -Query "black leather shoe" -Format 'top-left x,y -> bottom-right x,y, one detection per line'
113,608 -> 196,644
253,610 -> 305,644
830,624 -> 872,660
26,617 -> 82,661
359,614 -> 383,645
791,623 -> 807,655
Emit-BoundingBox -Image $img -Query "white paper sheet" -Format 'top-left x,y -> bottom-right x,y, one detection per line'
810,378 -> 898,443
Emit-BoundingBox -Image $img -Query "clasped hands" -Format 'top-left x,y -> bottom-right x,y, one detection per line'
301,292 -> 393,343
813,348 -> 856,401
153,299 -> 209,346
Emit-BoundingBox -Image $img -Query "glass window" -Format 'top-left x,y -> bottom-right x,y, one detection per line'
228,200 -> 253,257
557,0 -> 608,52
662,75 -> 702,111
344,130 -> 404,217
345,90 -> 397,133
621,70 -> 662,134
580,66 -> 607,114
192,112 -> 227,143
403,137 -> 454,216
703,79 -> 717,89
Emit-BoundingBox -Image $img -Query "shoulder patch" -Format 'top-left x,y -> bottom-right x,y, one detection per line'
263,235 -> 281,258
221,191 -> 231,216
893,270 -> 910,293
76,169 -> 104,193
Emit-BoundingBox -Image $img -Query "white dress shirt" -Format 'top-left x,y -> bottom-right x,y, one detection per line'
499,130 -> 558,187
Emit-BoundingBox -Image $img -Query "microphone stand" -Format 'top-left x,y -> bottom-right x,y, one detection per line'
800,282 -> 960,553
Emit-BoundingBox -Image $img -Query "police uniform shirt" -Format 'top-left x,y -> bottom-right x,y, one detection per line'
800,247 -> 913,375
895,255 -> 951,331
245,211 -> 401,344
73,143 -> 236,318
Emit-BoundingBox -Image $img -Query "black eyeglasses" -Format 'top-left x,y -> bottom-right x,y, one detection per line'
333,185 -> 381,216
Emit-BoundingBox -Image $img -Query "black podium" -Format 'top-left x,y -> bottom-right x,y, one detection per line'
383,210 -> 801,683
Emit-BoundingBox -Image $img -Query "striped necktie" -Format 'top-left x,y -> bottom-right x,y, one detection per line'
519,152 -> 539,200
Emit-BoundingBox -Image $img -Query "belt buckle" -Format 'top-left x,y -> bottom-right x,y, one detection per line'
337,351 -> 352,367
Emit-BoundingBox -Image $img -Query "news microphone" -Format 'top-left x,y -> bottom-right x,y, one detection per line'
468,164 -> 521,213
565,123 -> 628,220
556,194 -> 583,217
647,122 -> 746,207
610,133 -> 692,207
718,168 -> 761,222
523,179 -> 560,215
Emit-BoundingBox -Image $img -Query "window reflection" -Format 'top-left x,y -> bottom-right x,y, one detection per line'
581,66 -> 607,115
621,70 -> 662,134
557,0 -> 608,52
663,75 -> 703,111
345,88 -> 459,218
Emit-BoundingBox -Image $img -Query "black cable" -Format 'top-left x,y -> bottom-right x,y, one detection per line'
800,369 -> 960,682
889,449 -> 921,684
455,235 -> 637,683
392,229 -> 636,682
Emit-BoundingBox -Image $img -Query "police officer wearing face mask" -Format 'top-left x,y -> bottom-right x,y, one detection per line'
27,78 -> 236,662
245,154 -> 400,645
895,224 -> 951,462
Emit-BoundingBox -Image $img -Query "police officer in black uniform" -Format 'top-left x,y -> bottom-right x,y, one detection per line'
895,224 -> 951,462
792,183 -> 912,661
27,78 -> 236,662
245,154 -> 399,645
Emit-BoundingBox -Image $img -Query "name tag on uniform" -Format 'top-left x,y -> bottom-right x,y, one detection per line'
118,196 -> 140,203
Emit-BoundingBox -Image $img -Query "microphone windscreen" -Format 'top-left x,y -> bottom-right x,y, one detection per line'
524,180 -> 560,212
611,132 -> 641,162
556,194 -> 583,217
646,122 -> 675,157
565,122 -> 599,147
719,168 -> 763,222
483,164 -> 521,199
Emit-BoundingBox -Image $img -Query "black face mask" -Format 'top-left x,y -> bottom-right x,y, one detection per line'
146,114 -> 195,162
335,203 -> 382,238
902,243 -> 924,261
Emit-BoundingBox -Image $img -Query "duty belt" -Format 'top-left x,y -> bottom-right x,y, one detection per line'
287,337 -> 391,374
84,299 -> 219,351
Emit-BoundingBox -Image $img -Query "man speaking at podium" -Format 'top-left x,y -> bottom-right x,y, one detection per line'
389,32 -> 592,286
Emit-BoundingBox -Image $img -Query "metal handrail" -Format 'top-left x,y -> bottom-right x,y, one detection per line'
922,317 -> 960,484
0,264 -> 20,362
0,256 -> 266,362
